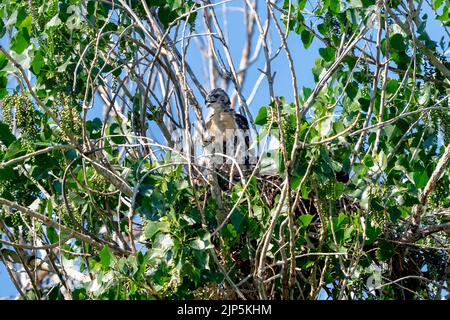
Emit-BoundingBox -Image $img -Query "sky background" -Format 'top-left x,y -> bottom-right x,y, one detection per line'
0,1 -> 447,298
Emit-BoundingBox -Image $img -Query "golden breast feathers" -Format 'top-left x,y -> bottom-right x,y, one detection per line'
206,111 -> 238,139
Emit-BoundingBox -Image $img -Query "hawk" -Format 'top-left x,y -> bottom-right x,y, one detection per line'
204,88 -> 252,175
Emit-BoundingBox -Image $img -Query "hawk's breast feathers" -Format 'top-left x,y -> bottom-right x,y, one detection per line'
204,88 -> 252,169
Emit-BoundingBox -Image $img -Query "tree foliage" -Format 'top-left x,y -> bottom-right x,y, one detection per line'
0,0 -> 449,300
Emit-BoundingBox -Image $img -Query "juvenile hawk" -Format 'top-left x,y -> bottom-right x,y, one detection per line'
204,88 -> 252,173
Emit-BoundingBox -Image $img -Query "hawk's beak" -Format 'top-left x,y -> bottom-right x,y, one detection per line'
205,97 -> 216,105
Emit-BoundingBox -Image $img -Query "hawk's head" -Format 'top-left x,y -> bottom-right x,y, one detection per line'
205,88 -> 230,109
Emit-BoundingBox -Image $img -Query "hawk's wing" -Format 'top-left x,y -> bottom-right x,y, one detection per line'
233,112 -> 250,131
232,112 -> 251,168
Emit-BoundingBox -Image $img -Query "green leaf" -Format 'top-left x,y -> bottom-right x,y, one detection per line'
57,60 -> 71,73
31,51 -> 45,74
0,75 -> 7,98
390,33 -> 406,52
100,245 -> 113,269
291,175 -> 301,189
6,50 -> 30,70
360,187 -> 370,210
72,288 -> 87,300
317,23 -> 327,35
303,87 -> 312,100
370,198 -> 384,211
318,117 -> 332,136
45,15 -> 62,28
222,223 -> 238,239
350,0 -> 363,8
230,209 -> 245,232
88,118 -> 102,131
376,150 -> 387,171
108,123 -> 125,144
18,15 -> 32,30
319,47 -> 336,62
353,163 -> 367,177
436,7 -> 449,24
254,106 -> 268,125
386,79 -> 399,95
312,58 -> 324,81
329,0 -> 340,13
376,240 -> 395,262
297,0 -> 307,10
0,122 -> 16,147
3,140 -> 26,161
432,0 -> 443,10
418,84 -> 431,105
365,221 -> 381,245
11,28 -> 30,54
298,214 -> 314,228
153,233 -> 174,252
345,82 -> 358,100
301,30 -> 314,49
47,199 -> 53,218
343,226 -> 354,241
337,212 -> 348,227
190,232 -> 213,251
46,227 -> 58,243
66,8 -> 82,30
363,154 -> 374,167
388,206 -> 402,223
413,170 -> 428,189
31,164 -> 50,180
14,8 -> 28,29
0,53 -> 8,71
332,182 -> 345,199
0,166 -> 14,182
168,0 -> 183,10
6,10 -> 18,28
0,17 -> 5,38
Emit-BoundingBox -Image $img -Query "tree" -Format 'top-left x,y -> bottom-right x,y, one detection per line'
0,0 -> 449,300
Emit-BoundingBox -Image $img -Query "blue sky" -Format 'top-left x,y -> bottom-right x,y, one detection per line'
0,1 -> 447,298
0,263 -> 17,298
